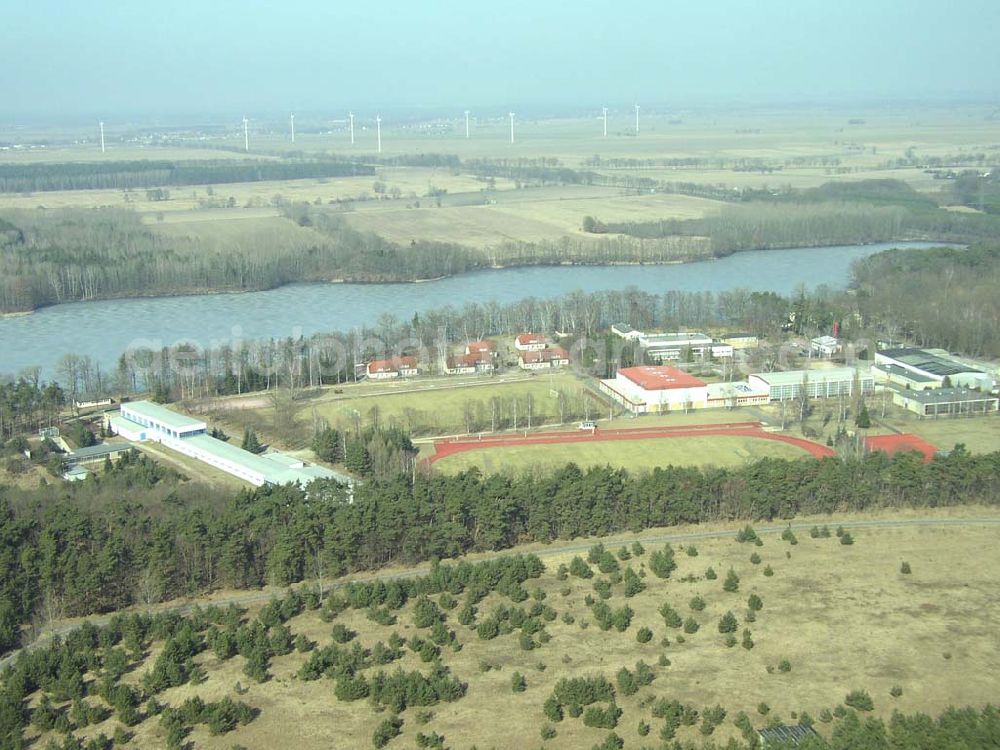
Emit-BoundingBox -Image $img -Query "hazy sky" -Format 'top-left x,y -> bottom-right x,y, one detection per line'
3,0 -> 999,118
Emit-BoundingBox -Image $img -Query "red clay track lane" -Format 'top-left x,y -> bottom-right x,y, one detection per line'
429,421 -> 835,463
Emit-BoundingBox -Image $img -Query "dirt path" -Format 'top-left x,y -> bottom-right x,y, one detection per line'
428,421 -> 835,463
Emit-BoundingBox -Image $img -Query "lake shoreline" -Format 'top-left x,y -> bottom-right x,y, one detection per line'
0,237 -> 957,317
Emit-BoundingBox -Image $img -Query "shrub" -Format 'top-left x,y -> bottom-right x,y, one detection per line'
689,595 -> 706,611
331,623 -> 355,643
583,704 -> 622,729
540,725 -> 557,740
900,561 -> 911,574
840,532 -> 855,545
778,659 -> 792,673
617,667 -> 638,696
890,685 -> 903,698
476,619 -> 500,640
758,702 -> 770,715
638,719 -> 650,736
617,546 -> 631,561
543,695 -> 563,722
819,708 -> 833,722
623,567 -> 645,597
658,654 -> 670,667
632,541 -> 645,557
372,715 -> 403,748
836,525 -> 845,537
511,672 -> 526,693
748,593 -> 763,611
781,527 -> 798,545
649,545 -> 677,578
705,567 -> 717,580
683,617 -> 699,634
724,634 -> 737,647
763,565 -> 774,577
570,556 -> 594,579
636,627 -> 653,644
686,545 -> 699,557
750,552 -> 762,565
718,611 -> 738,633
659,603 -> 682,628
742,629 -> 754,650
845,690 -> 874,711
593,579 -> 613,600
736,525 -> 759,543
723,569 -> 740,592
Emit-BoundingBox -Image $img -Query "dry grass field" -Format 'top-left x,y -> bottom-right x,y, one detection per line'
28,510 -> 1000,749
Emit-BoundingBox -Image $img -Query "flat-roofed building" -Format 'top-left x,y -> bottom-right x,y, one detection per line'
706,381 -> 770,408
65,442 -> 134,466
109,401 -> 351,488
873,348 -> 994,391
600,366 -> 708,414
638,332 -> 733,361
810,335 -> 841,357
748,368 -> 873,402
611,324 -> 644,341
720,333 -> 759,349
892,387 -> 998,417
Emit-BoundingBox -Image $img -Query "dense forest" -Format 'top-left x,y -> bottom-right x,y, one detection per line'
0,159 -> 373,193
589,180 -> 1000,252
1,444 -> 998,656
853,244 -> 1000,356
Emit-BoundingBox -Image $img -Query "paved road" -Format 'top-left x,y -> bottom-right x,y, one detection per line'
3,515 -> 999,670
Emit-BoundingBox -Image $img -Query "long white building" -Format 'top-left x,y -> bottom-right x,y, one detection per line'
110,401 -> 350,488
748,368 -> 874,402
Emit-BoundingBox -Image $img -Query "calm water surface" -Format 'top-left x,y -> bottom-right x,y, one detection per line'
0,242 -> 947,377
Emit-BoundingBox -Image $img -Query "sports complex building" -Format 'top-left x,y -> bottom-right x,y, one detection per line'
109,401 -> 350,488
748,367 -> 874,402
599,366 -> 769,414
873,348 -> 995,392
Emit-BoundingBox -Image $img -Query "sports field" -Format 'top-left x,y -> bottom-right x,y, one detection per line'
429,422 -> 833,473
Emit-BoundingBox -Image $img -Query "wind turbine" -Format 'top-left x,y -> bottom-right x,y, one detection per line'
464,110 -> 470,139
602,107 -> 608,137
634,104 -> 640,136
509,112 -> 515,145
99,121 -> 105,153
349,111 -> 355,144
376,115 -> 382,153
290,113 -> 295,143
243,116 -> 249,152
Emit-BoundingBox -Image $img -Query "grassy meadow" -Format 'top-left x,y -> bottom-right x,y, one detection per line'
25,511 -> 1000,749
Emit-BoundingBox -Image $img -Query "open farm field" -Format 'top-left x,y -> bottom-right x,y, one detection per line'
18,513 -> 1000,749
345,188 -> 721,246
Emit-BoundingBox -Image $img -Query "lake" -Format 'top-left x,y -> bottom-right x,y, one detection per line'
0,241 -> 947,378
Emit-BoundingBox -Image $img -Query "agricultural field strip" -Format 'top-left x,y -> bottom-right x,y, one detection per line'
5,515 -> 998,671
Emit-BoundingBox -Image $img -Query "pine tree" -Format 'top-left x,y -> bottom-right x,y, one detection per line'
723,569 -> 740,592
241,427 -> 263,454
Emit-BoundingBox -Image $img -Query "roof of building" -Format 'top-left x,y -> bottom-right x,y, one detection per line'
750,367 -> 867,386
122,400 -> 206,430
516,333 -> 548,345
639,332 -> 713,346
758,724 -> 820,746
368,356 -> 418,373
466,340 -> 497,352
520,347 -> 570,364
873,363 -> 937,383
448,352 -> 493,369
877,348 -> 983,377
897,386 -> 997,404
619,366 -> 707,391
723,332 -> 757,339
67,442 -> 133,462
183,434 -> 350,486
811,335 -> 839,346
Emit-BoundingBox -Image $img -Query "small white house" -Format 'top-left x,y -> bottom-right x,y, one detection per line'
514,333 -> 549,351
810,336 -> 841,357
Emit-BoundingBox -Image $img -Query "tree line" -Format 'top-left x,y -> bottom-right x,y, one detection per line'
1,444 -> 997,656
0,159 -> 373,193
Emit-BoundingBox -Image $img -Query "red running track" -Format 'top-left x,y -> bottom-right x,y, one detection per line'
428,421 -> 835,463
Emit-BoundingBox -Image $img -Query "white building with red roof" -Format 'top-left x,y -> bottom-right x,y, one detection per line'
514,333 -> 549,351
600,366 -> 709,414
465,340 -> 498,357
367,356 -> 419,380
444,352 -> 496,375
518,346 -> 570,370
